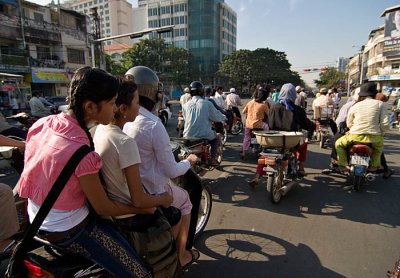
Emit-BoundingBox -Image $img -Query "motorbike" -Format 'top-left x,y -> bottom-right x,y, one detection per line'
5,143 -> 211,278
314,118 -> 331,149
253,131 -> 304,204
346,143 -> 376,191
313,105 -> 334,149
322,143 -> 377,191
176,110 -> 184,138
226,109 -> 243,135
170,134 -> 223,172
7,112 -> 40,132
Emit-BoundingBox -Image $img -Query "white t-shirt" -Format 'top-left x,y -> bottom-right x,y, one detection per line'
93,124 -> 141,212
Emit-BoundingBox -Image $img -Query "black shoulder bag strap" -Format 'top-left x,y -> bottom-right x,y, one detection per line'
6,144 -> 91,278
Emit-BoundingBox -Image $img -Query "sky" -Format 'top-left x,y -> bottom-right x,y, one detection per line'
27,0 -> 400,87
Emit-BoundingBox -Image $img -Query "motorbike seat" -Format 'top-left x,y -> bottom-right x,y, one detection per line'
172,137 -> 209,147
349,144 -> 374,156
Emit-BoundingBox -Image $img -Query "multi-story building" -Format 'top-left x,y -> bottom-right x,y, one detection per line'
346,4 -> 400,92
336,57 -> 348,72
133,0 -> 237,83
0,0 -> 90,112
62,0 -> 133,46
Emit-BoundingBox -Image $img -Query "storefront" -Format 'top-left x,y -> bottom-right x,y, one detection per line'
28,67 -> 71,97
0,72 -> 30,115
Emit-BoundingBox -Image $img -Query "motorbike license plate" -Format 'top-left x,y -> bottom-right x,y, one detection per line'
251,138 -> 257,144
350,155 -> 370,166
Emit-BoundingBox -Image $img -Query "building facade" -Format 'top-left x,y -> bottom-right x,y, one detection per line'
0,0 -> 90,113
62,0 -> 133,45
133,0 -> 237,82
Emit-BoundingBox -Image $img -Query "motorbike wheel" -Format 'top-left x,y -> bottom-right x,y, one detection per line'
159,112 -> 168,126
316,130 -> 321,142
320,134 -> 325,148
216,139 -> 224,164
195,185 -> 212,237
266,170 -> 283,204
230,120 -> 243,135
353,175 -> 362,192
220,127 -> 228,146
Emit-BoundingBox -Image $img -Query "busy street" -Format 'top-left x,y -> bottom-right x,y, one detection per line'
2,0 -> 400,277
159,97 -> 400,278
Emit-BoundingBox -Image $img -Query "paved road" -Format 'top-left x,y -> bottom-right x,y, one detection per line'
1,99 -> 399,278
165,99 -> 400,278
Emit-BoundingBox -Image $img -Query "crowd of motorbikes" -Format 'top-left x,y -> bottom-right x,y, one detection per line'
0,95 -> 393,277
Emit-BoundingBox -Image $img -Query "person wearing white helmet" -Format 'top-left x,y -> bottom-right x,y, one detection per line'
226,87 -> 242,122
312,87 -> 338,135
180,87 -> 191,107
295,85 -> 305,109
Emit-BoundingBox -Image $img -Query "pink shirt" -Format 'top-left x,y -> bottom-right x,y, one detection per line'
18,113 -> 102,210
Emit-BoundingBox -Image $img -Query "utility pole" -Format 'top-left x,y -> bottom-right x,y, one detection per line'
90,7 -> 105,69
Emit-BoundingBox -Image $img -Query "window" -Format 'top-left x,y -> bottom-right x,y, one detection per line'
393,63 -> 400,70
37,46 -> 50,60
33,12 -> 44,23
106,22 -> 110,27
105,16 -> 109,21
105,9 -> 109,14
67,49 -> 85,64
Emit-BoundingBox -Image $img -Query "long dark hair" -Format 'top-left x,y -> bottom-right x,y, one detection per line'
115,79 -> 138,120
68,66 -> 119,149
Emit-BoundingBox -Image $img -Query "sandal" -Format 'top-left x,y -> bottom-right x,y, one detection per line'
181,249 -> 200,271
248,179 -> 259,188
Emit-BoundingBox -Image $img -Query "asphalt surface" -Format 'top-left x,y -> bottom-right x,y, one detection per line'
1,98 -> 399,278
166,98 -> 400,278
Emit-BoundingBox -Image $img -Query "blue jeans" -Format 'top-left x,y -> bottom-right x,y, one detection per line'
51,217 -> 151,278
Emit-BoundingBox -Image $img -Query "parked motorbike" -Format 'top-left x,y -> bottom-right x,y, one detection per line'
6,144 -> 211,278
7,112 -> 40,132
253,131 -> 304,204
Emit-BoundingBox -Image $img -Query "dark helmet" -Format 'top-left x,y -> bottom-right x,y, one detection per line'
190,81 -> 204,96
205,86 -> 213,95
125,66 -> 162,103
358,82 -> 378,97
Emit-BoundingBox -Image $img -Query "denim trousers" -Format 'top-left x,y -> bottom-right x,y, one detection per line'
51,217 -> 151,278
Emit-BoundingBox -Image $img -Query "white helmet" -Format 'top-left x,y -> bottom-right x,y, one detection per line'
184,87 -> 190,93
229,88 -> 236,93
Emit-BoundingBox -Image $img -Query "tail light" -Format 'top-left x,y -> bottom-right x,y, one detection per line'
178,111 -> 183,117
258,156 -> 276,166
24,259 -> 55,278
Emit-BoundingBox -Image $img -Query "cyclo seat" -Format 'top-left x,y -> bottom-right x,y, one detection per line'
171,137 -> 209,147
349,144 -> 374,156
313,105 -> 334,122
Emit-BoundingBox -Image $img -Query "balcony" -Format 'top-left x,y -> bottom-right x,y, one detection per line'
29,57 -> 65,69
0,54 -> 29,66
23,18 -> 61,43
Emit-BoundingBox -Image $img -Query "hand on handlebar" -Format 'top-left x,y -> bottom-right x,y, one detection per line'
186,154 -> 199,166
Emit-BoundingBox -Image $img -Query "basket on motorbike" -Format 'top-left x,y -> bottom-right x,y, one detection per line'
253,131 -> 303,149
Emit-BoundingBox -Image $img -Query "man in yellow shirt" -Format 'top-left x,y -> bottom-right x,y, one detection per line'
335,82 -> 389,171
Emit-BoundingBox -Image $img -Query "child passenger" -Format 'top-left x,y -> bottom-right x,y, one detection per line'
17,67 -> 151,278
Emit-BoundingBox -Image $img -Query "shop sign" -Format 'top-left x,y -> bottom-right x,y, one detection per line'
32,68 -> 70,83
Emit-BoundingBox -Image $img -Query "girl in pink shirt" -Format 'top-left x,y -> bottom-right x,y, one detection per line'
18,67 -> 151,278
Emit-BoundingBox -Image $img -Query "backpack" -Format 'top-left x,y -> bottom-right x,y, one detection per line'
117,208 -> 178,278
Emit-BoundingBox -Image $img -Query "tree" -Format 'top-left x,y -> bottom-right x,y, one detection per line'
314,67 -> 346,89
218,48 -> 303,89
105,54 -> 126,76
121,38 -> 167,73
163,47 -> 192,88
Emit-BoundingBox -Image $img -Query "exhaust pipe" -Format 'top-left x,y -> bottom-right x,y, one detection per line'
365,173 -> 376,182
280,182 -> 294,196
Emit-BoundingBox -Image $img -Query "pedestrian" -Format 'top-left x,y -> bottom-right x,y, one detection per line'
295,85 -> 305,109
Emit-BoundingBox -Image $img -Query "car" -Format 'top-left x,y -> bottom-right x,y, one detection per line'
159,106 -> 172,126
47,96 -> 67,107
391,88 -> 400,98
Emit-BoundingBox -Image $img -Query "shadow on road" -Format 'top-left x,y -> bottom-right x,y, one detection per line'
182,229 -> 344,278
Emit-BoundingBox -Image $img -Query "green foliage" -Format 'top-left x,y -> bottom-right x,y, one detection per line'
121,38 -> 167,73
218,48 -> 304,88
105,54 -> 126,76
314,67 -> 346,89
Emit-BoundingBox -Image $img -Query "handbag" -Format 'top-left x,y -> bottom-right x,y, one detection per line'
5,145 -> 91,278
117,207 -> 178,278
